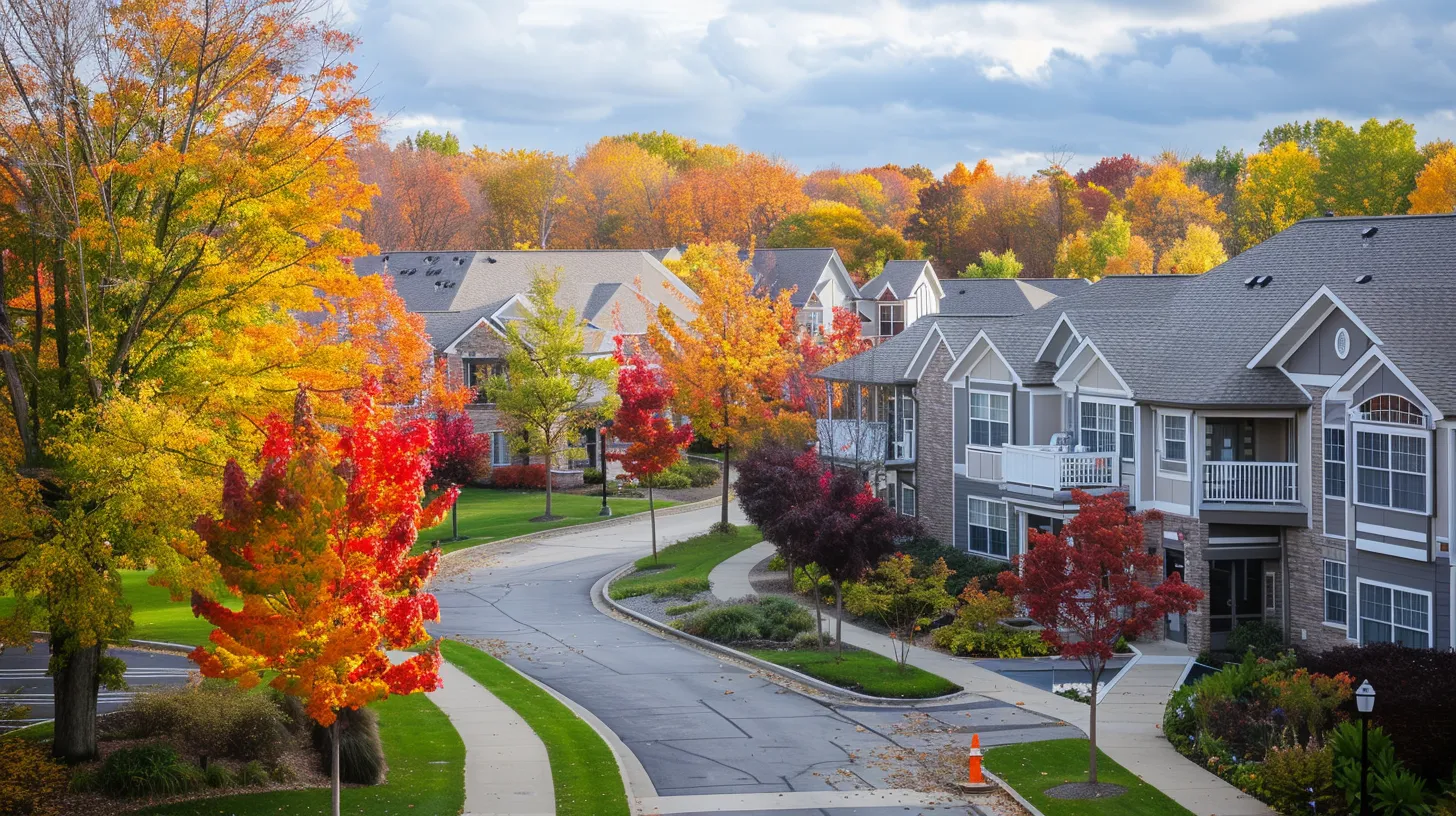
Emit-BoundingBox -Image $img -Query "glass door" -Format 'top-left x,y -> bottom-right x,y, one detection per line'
1209,559 -> 1265,650
1165,551 -> 1188,643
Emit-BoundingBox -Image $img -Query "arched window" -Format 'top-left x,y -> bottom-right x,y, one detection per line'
1358,395 -> 1424,426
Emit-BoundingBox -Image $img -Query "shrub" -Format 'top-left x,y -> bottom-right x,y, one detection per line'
121,682 -> 288,765
1228,621 -> 1286,660
491,464 -> 549,489
664,600 -> 708,616
1260,743 -> 1338,815
1304,642 -> 1456,781
792,630 -> 827,649
98,745 -> 201,798
669,462 -> 719,487
1330,720 -> 1430,814
582,467 -> 605,485
709,521 -> 737,536
650,577 -> 710,600
269,763 -> 297,784
933,627 -> 1052,658
1258,668 -> 1353,749
203,763 -> 237,789
641,469 -> 692,490
311,707 -> 385,785
239,760 -> 271,787
766,554 -> 786,571
792,564 -> 834,602
678,598 -> 814,643
896,536 -> 1007,596
0,739 -> 68,814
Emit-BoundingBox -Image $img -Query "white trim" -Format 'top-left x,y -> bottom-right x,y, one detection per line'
1208,536 -> 1282,545
1248,285 -> 1383,369
1355,578 -> 1434,647
1163,531 -> 1182,541
1331,347 -> 1444,423
904,323 -> 952,382
1355,538 -> 1427,561
1053,337 -> 1133,397
1350,422 -> 1434,516
946,330 -> 1023,386
1144,500 -> 1194,515
1355,521 -> 1429,544
1156,409 -> 1192,479
1035,313 -> 1081,364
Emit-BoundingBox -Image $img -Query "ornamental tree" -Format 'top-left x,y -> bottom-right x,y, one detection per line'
610,337 -> 693,563
845,553 -> 956,670
998,490 -> 1202,786
784,306 -> 870,419
428,412 -> 491,541
190,386 -> 452,815
735,444 -> 829,639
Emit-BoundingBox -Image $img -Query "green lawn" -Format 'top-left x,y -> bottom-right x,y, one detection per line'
141,692 -> 465,816
0,569 -> 236,647
984,739 -> 1195,816
419,488 -> 675,555
441,640 -> 628,816
607,526 -> 760,600
743,647 -> 961,699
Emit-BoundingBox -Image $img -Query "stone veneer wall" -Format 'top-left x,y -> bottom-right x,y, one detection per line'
1284,387 -> 1351,653
914,341 -> 956,547
1145,511 -> 1211,655
449,328 -> 532,465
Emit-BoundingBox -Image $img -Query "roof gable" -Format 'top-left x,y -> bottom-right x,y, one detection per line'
1247,285 -> 1382,370
1055,338 -> 1132,397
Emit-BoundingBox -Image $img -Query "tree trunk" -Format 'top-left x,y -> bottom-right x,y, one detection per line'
834,579 -> 844,659
50,633 -> 101,762
1088,661 -> 1101,785
809,565 -> 824,647
544,452 -> 554,519
648,485 -> 657,565
451,498 -> 459,540
719,443 -> 731,528
331,718 -> 341,816
52,239 -> 70,408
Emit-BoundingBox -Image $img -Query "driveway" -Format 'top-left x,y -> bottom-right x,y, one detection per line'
0,639 -> 194,732
430,503 -> 1078,813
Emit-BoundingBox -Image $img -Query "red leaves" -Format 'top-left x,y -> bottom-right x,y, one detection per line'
427,413 -> 489,488
611,337 -> 692,482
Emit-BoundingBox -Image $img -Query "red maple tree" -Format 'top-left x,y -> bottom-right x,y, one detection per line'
190,384 -> 454,812
611,337 -> 693,563
998,490 -> 1202,785
785,306 -> 871,417
428,411 -> 490,541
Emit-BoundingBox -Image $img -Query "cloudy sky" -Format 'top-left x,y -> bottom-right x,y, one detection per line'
337,0 -> 1456,175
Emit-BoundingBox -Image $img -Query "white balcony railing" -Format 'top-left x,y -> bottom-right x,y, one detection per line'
891,431 -> 914,462
816,419 -> 889,464
1000,445 -> 1118,491
1202,462 -> 1298,504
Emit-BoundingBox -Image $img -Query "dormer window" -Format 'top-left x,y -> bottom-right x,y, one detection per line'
878,303 -> 904,337
802,307 -> 824,336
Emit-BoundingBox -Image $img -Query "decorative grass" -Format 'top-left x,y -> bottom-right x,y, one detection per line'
416,488 -> 675,555
139,692 -> 464,815
984,738 -> 1196,816
441,640 -> 628,816
608,526 -> 760,600
743,647 -> 961,699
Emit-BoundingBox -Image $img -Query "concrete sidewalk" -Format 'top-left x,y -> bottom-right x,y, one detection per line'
708,541 -> 1274,816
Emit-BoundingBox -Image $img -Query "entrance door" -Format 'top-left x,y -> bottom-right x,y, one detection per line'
1209,559 -> 1265,650
1165,551 -> 1188,643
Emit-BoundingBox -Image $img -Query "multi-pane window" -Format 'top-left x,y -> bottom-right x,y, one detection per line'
900,484 -> 917,517
1359,583 -> 1429,648
1079,402 -> 1117,453
803,308 -> 824,336
1162,415 -> 1187,462
1359,395 -> 1424,426
465,358 -> 506,404
490,431 -> 510,467
1323,428 -> 1346,498
1356,430 -> 1426,512
1119,406 -> 1136,461
969,392 -> 1010,448
1323,560 -> 1347,625
879,303 -> 905,337
968,498 -> 1009,558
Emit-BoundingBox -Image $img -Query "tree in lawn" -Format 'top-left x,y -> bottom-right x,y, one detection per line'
489,269 -> 618,521
428,413 -> 491,542
649,243 -> 798,532
735,443 -> 829,640
610,337 -> 693,564
998,490 -> 1202,787
190,385 -> 451,816
845,553 -> 956,670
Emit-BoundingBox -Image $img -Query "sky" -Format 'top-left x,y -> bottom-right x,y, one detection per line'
336,0 -> 1456,175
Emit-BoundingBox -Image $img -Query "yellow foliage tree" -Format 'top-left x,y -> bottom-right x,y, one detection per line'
1158,224 -> 1229,274
1124,162 -> 1226,267
1408,148 -> 1456,214
1235,142 -> 1321,250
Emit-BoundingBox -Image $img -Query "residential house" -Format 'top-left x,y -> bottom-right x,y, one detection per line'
742,248 -> 859,335
856,260 -> 945,341
353,249 -> 698,469
815,214 -> 1456,657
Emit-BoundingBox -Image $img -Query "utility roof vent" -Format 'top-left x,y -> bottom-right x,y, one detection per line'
958,289 -> 967,295
1361,226 -> 1379,240
382,254 -> 390,261
1244,276 -> 1258,288
1324,211 -> 1335,218
1355,274 -> 1374,284
1256,275 -> 1274,288
428,267 -> 442,276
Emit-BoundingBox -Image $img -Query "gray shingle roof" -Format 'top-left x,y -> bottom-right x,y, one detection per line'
936,278 -> 1082,316
860,260 -> 932,300
741,248 -> 843,307
815,320 -> 939,384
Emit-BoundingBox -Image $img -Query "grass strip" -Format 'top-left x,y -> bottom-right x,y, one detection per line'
743,647 -> 961,699
141,692 -> 465,815
416,488 -> 675,555
608,525 -> 760,600
441,639 -> 629,816
984,738 -> 1196,816
0,570 -> 236,647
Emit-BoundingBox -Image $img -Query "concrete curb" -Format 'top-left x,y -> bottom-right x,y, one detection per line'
597,563 -> 969,707
27,631 -> 196,656
983,769 -> 1047,816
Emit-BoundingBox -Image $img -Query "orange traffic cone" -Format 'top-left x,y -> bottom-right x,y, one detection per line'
957,733 -> 996,793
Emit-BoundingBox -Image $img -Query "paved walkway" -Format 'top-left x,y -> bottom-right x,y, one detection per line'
710,541 -> 1275,816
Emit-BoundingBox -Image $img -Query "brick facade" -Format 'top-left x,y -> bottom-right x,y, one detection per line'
1144,512 -> 1212,654
1284,386 -> 1352,653
915,341 -> 956,546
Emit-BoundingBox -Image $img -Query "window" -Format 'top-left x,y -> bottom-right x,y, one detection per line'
1162,415 -> 1187,462
1359,582 -> 1429,648
1334,328 -> 1351,360
900,484 -> 917,517
1119,406 -> 1136,461
490,431 -> 510,467
803,308 -> 824,336
968,498 -> 1009,558
1323,561 -> 1347,625
1323,428 -> 1346,498
1358,395 -> 1424,426
1356,430 -> 1426,512
464,358 -> 506,404
1079,401 -> 1117,453
969,392 -> 1010,448
879,302 -> 905,337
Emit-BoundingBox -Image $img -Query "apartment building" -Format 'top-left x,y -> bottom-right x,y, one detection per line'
814,214 -> 1456,656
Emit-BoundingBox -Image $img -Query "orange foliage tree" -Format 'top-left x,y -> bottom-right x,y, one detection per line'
191,385 -> 450,812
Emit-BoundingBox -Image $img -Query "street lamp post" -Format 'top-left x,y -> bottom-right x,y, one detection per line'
1355,679 -> 1376,816
599,420 -> 615,517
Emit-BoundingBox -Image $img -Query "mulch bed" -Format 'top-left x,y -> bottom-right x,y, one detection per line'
1044,781 -> 1127,800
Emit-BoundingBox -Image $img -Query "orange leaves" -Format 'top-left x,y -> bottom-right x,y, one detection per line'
190,384 -> 448,727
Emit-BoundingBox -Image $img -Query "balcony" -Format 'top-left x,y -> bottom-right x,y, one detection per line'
817,419 -> 891,465
1201,462 -> 1297,504
1001,445 -> 1118,491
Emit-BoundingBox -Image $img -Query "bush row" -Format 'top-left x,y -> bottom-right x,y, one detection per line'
675,597 -> 815,643
490,464 -> 549,489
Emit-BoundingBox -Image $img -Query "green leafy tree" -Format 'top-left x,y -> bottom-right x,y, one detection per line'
410,130 -> 461,156
1315,118 -> 1423,215
960,248 -> 1022,278
1235,141 -> 1322,249
488,270 -> 617,520
767,200 -> 922,279
1055,212 -> 1133,279
844,554 -> 956,669
1260,119 -> 1335,153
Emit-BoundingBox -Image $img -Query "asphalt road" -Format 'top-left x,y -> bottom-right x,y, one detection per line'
0,640 -> 194,732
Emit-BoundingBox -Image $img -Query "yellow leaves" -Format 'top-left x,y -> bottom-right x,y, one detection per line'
1158,224 -> 1228,275
1408,148 -> 1456,215
1235,141 -> 1321,250
1124,161 -> 1226,264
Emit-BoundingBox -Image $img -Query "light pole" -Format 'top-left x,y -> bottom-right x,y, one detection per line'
599,419 -> 615,517
1355,679 -> 1376,816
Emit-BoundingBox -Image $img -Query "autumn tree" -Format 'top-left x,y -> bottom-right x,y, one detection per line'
489,269 -> 617,520
784,306 -> 870,419
1077,184 -> 1117,224
1055,212 -> 1136,280
1185,146 -> 1245,230
475,148 -> 570,248
648,244 -> 797,530
736,444 -> 829,640
428,413 -> 490,541
1315,118 -> 1423,215
410,129 -> 461,156
999,491 -> 1201,786
845,553 -> 956,670
961,249 -> 1022,278
610,338 -> 693,563
767,200 -> 923,280
557,138 -> 674,248
1158,223 -> 1228,274
191,386 -> 449,816
356,140 -> 474,250
1076,154 -> 1147,198
905,163 -> 985,272
1101,235 -> 1155,276
664,152 -> 807,246
0,0 -> 412,761
1124,162 -> 1226,268
1408,147 -> 1456,214
1235,141 -> 1322,249
1260,119 -> 1334,153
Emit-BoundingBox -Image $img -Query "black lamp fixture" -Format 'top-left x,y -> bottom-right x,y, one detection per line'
1356,679 -> 1376,816
599,419 -> 616,517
